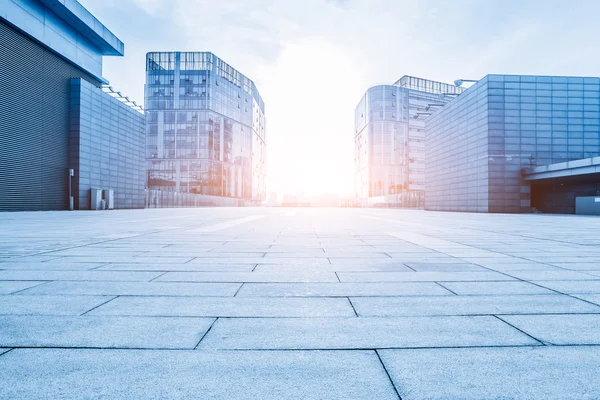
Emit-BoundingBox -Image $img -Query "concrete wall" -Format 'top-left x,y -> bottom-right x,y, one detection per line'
425,78 -> 490,212
0,0 -> 120,82
69,79 -> 146,210
426,74 -> 600,213
0,19 -> 100,211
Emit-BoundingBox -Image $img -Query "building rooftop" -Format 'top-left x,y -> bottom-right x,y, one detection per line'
38,0 -> 123,56
394,75 -> 465,95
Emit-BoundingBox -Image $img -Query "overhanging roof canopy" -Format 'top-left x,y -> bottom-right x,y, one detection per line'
38,0 -> 124,56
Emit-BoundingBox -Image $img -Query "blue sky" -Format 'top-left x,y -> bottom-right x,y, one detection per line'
80,0 -> 600,196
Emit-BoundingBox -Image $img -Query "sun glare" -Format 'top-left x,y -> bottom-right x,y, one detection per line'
260,40 -> 363,199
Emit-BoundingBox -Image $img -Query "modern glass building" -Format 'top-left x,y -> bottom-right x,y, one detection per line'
145,52 -> 267,205
0,0 -> 145,211
354,76 -> 463,207
425,74 -> 600,213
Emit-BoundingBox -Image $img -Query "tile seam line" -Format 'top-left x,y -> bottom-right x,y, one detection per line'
375,349 -> 403,400
493,315 -> 547,346
194,318 -> 218,350
80,295 -> 120,316
347,297 -> 359,317
433,281 -> 458,295
7,281 -> 54,295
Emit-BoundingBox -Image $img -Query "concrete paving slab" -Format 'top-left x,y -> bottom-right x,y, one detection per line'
87,296 -> 356,317
95,263 -> 256,272
0,349 -> 399,400
0,281 -> 47,294
16,281 -> 242,297
573,294 -> 600,305
186,257 -> 332,266
500,314 -> 600,345
0,295 -> 114,315
198,316 -> 539,350
0,262 -> 105,271
379,346 -> 600,400
156,271 -> 339,283
351,295 -> 599,317
0,270 -> 164,282
0,315 -> 214,349
43,256 -> 196,264
532,280 -> 600,294
548,262 -> 600,271
337,271 -> 514,282
237,282 -> 453,297
253,264 -> 414,272
505,270 -> 600,281
402,263 -> 488,272
438,281 -> 557,295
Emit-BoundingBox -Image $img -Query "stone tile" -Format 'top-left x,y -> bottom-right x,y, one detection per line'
0,262 -> 105,271
0,270 -> 163,282
198,316 -> 538,350
439,281 -> 556,295
96,263 -> 256,272
379,346 -> 600,400
337,271 -> 513,282
573,294 -> 600,305
156,271 -> 339,283
0,281 -> 47,295
0,295 -> 114,315
500,314 -> 600,345
351,295 -> 598,317
505,270 -> 599,281
88,296 -> 356,317
253,264 -> 414,272
548,262 -> 600,271
402,263 -> 488,272
0,349 -> 399,400
14,281 -> 241,297
43,256 -> 196,264
0,315 -> 214,349
532,280 -> 600,294
237,282 -> 453,297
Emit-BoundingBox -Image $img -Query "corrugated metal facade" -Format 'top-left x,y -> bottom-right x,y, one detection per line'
0,19 -> 100,211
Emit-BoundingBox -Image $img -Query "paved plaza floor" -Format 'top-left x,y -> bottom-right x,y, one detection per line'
0,207 -> 599,399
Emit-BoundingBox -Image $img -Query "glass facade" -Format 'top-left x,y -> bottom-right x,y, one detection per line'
354,76 -> 463,206
425,74 -> 600,213
145,52 -> 266,203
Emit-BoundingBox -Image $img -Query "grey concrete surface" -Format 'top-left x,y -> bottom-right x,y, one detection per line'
1,208 -> 600,398
0,349 -> 399,400
379,346 -> 600,400
198,316 -> 539,349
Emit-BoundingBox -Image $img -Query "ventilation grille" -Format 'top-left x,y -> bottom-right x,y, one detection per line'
0,19 -> 100,211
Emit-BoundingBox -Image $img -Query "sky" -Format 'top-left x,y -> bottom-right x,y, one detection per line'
80,0 -> 600,197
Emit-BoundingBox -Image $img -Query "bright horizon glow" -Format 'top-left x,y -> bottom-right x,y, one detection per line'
260,40 -> 361,197
80,0 -> 600,199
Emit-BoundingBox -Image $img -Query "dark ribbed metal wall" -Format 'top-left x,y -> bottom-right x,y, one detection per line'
0,19 -> 100,211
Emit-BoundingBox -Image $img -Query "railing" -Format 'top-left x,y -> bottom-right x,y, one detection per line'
145,189 -> 246,208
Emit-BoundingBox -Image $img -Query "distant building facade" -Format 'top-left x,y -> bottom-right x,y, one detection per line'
354,76 -> 464,207
0,0 -> 145,211
425,74 -> 600,213
145,52 -> 267,205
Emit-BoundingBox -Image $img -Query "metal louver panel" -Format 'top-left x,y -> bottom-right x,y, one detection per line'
0,19 -> 100,211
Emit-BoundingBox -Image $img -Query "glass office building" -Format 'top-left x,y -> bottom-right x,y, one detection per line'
145,52 -> 267,204
354,76 -> 463,207
425,74 -> 600,213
